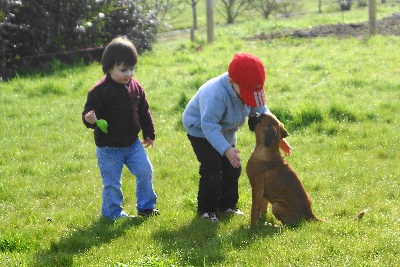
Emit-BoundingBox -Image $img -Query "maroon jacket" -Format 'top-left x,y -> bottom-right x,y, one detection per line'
82,75 -> 155,147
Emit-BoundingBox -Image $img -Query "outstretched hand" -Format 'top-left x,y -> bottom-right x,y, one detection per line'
225,147 -> 241,168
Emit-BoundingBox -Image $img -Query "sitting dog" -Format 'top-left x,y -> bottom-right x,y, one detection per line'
246,112 -> 322,227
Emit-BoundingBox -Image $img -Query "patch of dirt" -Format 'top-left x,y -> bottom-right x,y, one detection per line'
248,13 -> 400,40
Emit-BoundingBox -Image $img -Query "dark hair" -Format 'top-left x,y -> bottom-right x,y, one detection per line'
101,36 -> 138,74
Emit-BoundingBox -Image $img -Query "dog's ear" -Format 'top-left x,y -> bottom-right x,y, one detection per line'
280,123 -> 289,139
272,114 -> 289,139
264,125 -> 278,147
248,113 -> 261,132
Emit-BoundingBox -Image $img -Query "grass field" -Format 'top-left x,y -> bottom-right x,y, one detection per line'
1,2 -> 399,266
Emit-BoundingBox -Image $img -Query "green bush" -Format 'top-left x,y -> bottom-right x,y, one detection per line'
0,0 -> 160,80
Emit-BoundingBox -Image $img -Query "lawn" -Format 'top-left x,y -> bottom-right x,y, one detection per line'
1,2 -> 399,266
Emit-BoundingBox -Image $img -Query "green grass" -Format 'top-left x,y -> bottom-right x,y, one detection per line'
1,3 -> 400,266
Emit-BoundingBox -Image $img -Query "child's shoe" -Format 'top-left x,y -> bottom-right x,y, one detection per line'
200,212 -> 219,222
138,208 -> 160,217
223,207 -> 245,215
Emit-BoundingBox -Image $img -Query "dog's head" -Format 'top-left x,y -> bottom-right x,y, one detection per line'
248,112 -> 289,147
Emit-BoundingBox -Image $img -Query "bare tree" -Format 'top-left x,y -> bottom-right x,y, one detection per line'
249,0 -> 276,19
216,0 -> 249,24
138,0 -> 186,22
275,0 -> 304,17
207,0 -> 214,43
184,0 -> 201,29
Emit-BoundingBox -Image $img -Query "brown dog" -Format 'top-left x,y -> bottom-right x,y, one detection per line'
246,112 -> 322,227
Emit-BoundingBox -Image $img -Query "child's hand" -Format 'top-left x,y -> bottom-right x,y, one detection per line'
141,137 -> 154,148
225,147 -> 241,168
279,138 -> 292,156
85,110 -> 97,124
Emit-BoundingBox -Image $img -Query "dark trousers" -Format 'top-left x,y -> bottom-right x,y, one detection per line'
188,134 -> 242,213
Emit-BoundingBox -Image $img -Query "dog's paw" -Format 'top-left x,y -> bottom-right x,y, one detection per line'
264,222 -> 281,228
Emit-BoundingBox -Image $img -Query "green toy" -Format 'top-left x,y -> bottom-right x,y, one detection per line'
96,119 -> 108,134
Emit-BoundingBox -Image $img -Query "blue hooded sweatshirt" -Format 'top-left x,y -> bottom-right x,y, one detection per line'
182,72 -> 269,156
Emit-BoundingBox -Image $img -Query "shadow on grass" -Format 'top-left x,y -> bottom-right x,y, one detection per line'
153,214 -> 281,266
153,216 -> 221,266
219,214 -> 284,252
32,216 -> 143,267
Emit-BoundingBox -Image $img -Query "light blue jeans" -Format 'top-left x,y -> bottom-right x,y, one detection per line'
96,138 -> 157,220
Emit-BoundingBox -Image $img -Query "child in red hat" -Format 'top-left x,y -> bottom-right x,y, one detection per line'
182,52 -> 291,222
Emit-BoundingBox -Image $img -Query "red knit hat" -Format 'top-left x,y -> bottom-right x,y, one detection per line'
228,52 -> 266,107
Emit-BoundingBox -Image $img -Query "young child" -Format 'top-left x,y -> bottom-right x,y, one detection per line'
82,36 -> 159,220
182,52 -> 291,222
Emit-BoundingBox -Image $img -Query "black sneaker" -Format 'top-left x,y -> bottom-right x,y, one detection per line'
138,208 -> 160,217
200,212 -> 219,222
122,214 -> 136,219
223,207 -> 245,215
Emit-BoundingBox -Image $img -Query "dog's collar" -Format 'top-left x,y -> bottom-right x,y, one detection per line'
265,159 -> 280,170
254,159 -> 280,171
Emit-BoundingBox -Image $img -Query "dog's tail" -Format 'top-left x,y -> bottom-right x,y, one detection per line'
314,216 -> 324,222
311,210 -> 367,223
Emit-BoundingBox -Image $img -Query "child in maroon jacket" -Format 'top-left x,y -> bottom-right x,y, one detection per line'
82,36 -> 159,220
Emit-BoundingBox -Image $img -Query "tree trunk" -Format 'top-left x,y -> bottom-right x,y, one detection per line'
369,0 -> 377,36
207,0 -> 214,44
192,0 -> 198,29
319,0 -> 322,13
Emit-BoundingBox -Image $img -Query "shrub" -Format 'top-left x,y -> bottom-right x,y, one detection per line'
101,0 -> 160,54
1,0 -> 91,58
0,0 -> 161,79
338,0 -> 353,11
75,0 -> 161,54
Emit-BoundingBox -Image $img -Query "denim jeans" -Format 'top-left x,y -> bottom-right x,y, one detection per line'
187,134 -> 241,214
96,138 -> 157,220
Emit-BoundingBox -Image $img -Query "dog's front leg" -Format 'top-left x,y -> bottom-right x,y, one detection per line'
250,186 -> 265,227
260,198 -> 269,223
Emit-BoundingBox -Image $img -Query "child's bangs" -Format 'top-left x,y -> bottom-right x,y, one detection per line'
115,47 -> 136,67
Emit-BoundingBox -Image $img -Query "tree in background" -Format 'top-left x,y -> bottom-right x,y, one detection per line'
216,0 -> 249,24
249,0 -> 276,19
140,0 -> 186,20
186,0 -> 200,30
274,0 -> 304,17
